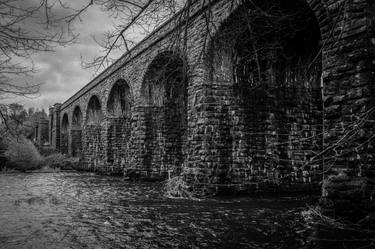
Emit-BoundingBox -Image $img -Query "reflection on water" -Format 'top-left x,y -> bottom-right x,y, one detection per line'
0,172 -> 365,249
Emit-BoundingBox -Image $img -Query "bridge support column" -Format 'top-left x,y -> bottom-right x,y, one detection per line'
49,103 -> 61,151
82,123 -> 106,171
319,0 -> 375,221
105,117 -> 131,175
70,127 -> 82,158
126,106 -> 169,180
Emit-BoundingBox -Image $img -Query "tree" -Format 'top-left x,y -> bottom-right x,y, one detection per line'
0,102 -> 47,137
74,0 -> 185,71
0,0 -> 184,130
0,0 -> 74,99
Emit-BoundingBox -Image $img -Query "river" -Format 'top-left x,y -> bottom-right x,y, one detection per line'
0,172 -> 370,249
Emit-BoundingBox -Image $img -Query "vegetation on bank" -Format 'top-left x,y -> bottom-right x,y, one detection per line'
4,136 -> 42,170
164,176 -> 196,199
1,135 -> 79,172
302,206 -> 375,248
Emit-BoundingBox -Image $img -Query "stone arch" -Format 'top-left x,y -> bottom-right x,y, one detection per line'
72,106 -> 83,127
193,0 -> 324,191
71,106 -> 83,157
106,79 -> 132,117
204,0 -> 331,52
139,50 -> 188,177
106,79 -> 132,169
83,95 -> 104,170
304,0 -> 333,39
61,113 -> 69,155
86,95 -> 103,124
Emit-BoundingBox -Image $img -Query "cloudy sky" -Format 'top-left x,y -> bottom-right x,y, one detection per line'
11,1 -> 142,111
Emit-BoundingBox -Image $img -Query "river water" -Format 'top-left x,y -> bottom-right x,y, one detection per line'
0,172 -> 370,249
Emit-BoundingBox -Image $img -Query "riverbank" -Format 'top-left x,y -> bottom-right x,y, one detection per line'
0,135 -> 81,172
1,155 -> 80,173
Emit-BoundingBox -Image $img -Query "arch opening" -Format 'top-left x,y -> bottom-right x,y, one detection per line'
140,51 -> 188,176
107,79 -> 131,117
61,113 -> 69,155
86,95 -> 103,124
106,80 -> 132,168
72,106 -> 83,127
71,106 -> 83,157
205,0 -> 323,187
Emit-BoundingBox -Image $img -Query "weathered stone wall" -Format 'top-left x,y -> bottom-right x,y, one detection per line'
48,0 -> 375,214
137,107 -> 166,178
128,106 -> 185,179
106,117 -> 131,173
319,0 -> 375,220
82,124 -> 106,171
70,128 -> 82,157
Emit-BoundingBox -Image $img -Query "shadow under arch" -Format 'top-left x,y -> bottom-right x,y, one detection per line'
106,79 -> 132,170
139,50 -> 188,178
195,0 -> 323,192
86,95 -> 103,125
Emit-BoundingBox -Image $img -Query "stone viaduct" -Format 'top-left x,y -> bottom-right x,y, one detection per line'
44,0 -> 374,215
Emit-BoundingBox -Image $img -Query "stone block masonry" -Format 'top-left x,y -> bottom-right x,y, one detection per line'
70,128 -> 82,157
45,0 -> 375,219
106,117 -> 131,174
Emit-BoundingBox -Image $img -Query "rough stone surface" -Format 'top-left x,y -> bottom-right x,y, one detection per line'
42,0 -> 374,215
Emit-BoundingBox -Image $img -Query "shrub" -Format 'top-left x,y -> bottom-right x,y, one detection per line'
164,176 -> 197,199
2,136 -> 80,172
4,137 -> 42,171
37,145 -> 58,157
41,153 -> 67,168
41,153 -> 79,170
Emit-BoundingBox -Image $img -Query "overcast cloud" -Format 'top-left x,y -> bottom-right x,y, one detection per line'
11,2 -> 127,111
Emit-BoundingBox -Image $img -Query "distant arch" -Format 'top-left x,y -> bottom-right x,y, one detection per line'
61,113 -> 69,133
61,113 -> 69,155
86,95 -> 103,124
71,106 -> 83,157
72,106 -> 83,127
107,79 -> 132,117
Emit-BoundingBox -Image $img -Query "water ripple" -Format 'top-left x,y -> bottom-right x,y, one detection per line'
0,172 -> 317,249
